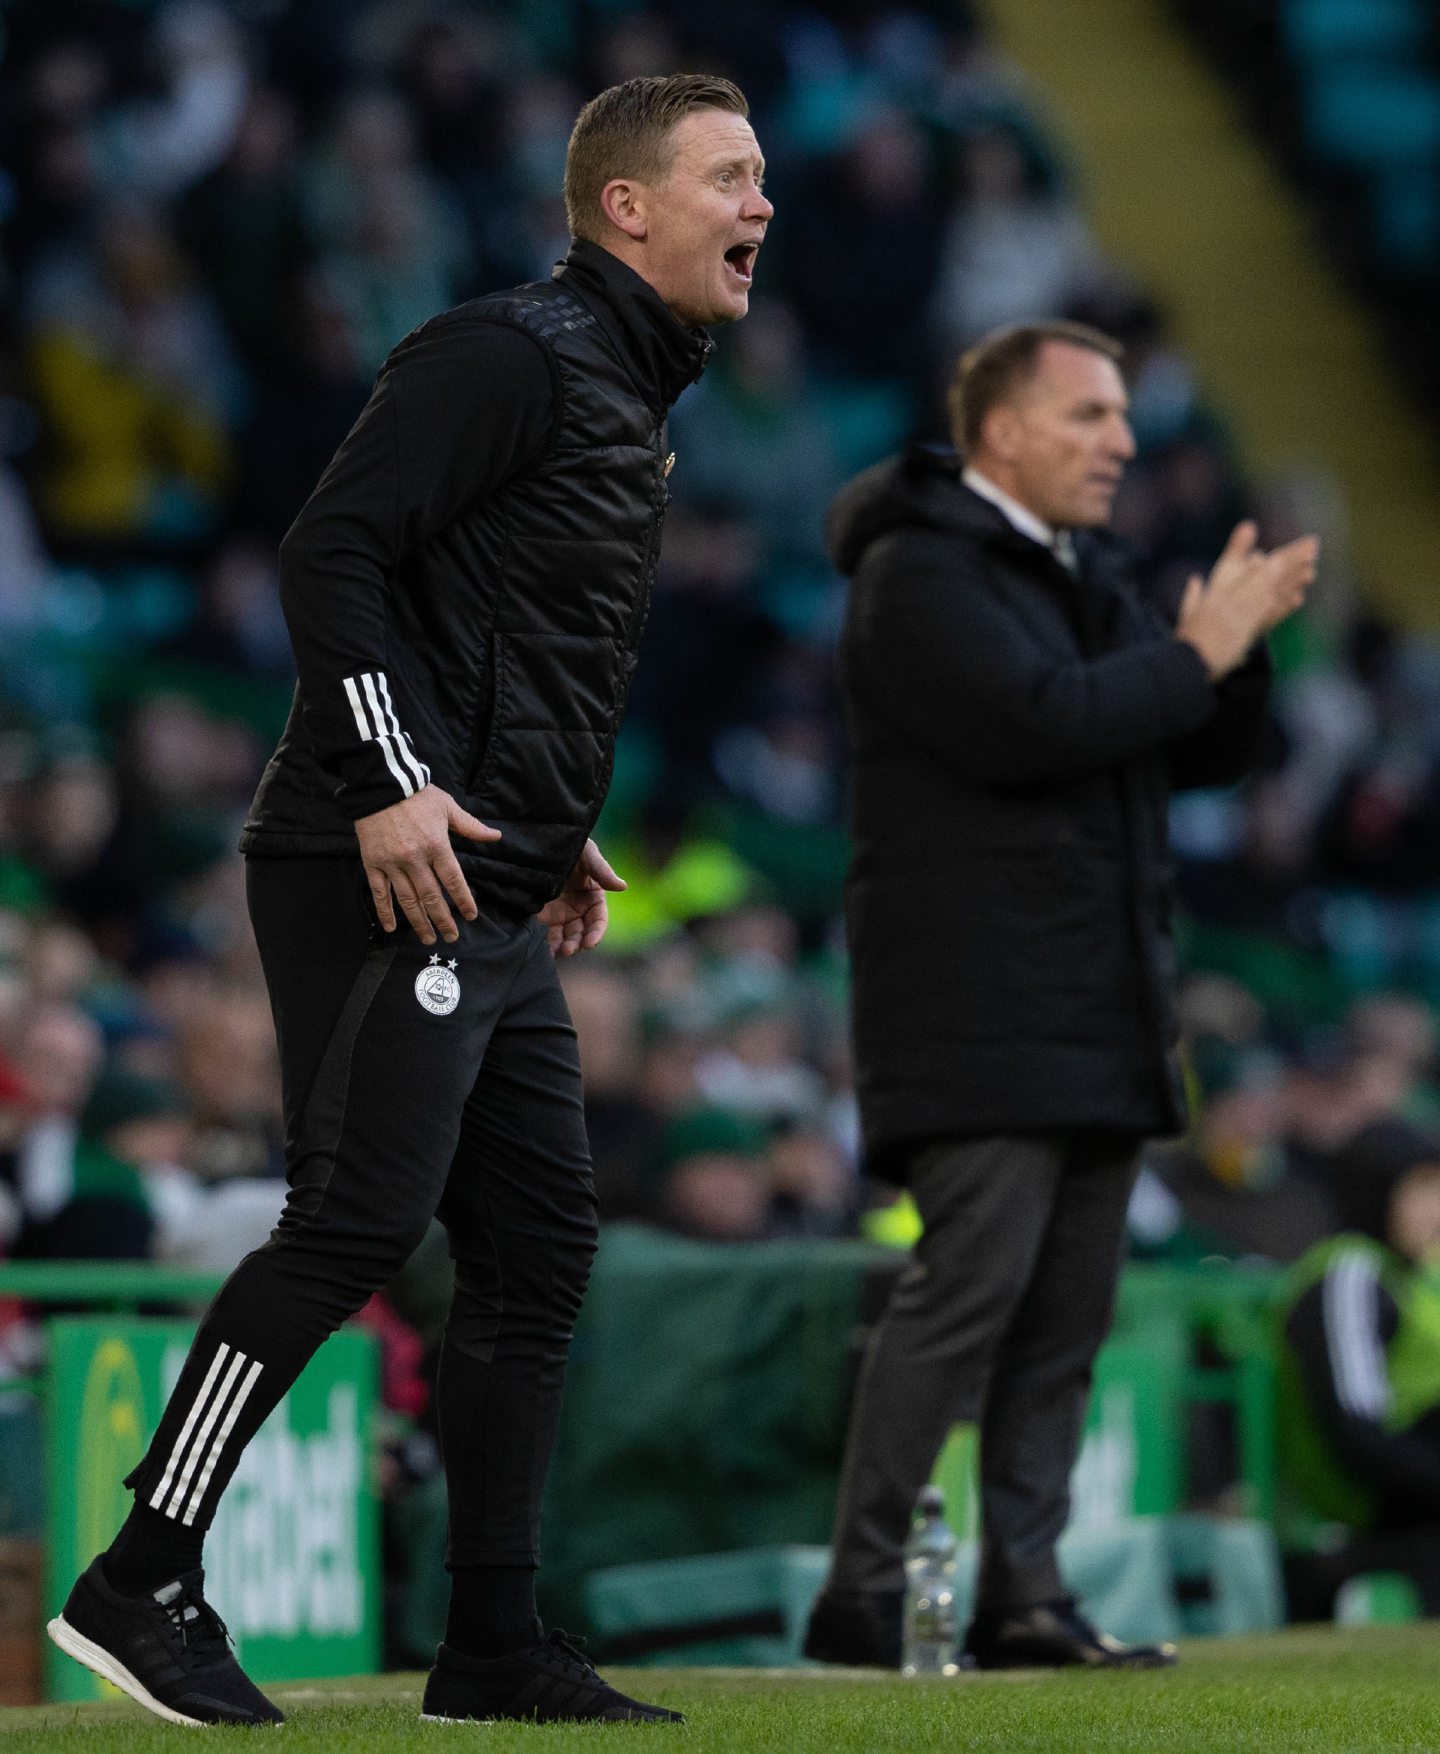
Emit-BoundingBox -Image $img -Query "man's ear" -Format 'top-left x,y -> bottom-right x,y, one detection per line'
599,177 -> 648,241
982,404 -> 1019,464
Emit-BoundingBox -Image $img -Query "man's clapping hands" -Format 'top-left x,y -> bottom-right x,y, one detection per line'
1177,520 -> 1319,680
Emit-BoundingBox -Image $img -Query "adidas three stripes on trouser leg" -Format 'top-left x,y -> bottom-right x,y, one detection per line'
124,856 -> 599,1565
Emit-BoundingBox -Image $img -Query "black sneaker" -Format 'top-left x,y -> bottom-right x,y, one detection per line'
421,1631 -> 683,1723
47,1556 -> 284,1727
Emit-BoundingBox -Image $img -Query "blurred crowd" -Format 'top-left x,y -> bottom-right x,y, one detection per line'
0,0 -> 1438,1402
1180,0 -> 1440,418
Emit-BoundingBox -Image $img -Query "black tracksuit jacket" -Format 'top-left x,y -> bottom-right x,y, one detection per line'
241,239 -> 712,918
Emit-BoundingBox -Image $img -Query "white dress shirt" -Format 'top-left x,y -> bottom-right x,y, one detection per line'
962,465 -> 1078,575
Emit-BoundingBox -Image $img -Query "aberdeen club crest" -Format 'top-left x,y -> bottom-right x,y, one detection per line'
415,953 -> 461,1016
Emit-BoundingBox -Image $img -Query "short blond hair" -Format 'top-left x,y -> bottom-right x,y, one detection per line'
564,74 -> 749,243
949,321 -> 1124,456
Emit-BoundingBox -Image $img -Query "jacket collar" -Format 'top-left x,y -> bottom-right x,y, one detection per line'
906,449 -> 1056,563
830,443 -> 1122,590
948,467 -> 1102,580
961,465 -> 1057,548
553,238 -> 713,414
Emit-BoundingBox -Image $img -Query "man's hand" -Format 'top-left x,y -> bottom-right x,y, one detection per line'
539,839 -> 626,958
1177,521 -> 1319,680
355,785 -> 501,945
1252,532 -> 1320,635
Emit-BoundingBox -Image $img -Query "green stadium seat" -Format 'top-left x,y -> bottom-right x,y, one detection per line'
1280,0 -> 1429,66
1372,166 -> 1440,272
1333,1572 -> 1423,1625
1162,1516 -> 1285,1638
1304,70 -> 1440,169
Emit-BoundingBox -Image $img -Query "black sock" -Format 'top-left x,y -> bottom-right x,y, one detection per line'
444,1566 -> 541,1659
102,1500 -> 205,1596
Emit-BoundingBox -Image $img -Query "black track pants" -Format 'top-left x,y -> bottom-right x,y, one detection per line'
125,858 -> 598,1567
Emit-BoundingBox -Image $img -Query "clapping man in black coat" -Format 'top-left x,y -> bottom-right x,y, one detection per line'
805,321 -> 1316,1670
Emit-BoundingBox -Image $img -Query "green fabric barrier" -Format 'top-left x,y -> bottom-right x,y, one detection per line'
538,1225 -> 875,1630
3,1250 -> 1294,1662
389,1470 -> 449,1667
587,1545 -> 831,1666
538,1237 -> 1288,1633
537,1234 -> 1290,1643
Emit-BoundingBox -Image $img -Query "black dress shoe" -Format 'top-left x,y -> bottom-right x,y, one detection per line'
802,1589 -> 903,1669
965,1598 -> 1177,1670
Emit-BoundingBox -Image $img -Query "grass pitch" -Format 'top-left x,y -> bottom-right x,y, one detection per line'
5,1626 -> 1440,1752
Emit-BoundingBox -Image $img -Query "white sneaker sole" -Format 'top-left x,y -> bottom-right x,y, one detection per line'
47,1614 -> 206,1728
422,1709 -> 676,1726
47,1615 -> 283,1728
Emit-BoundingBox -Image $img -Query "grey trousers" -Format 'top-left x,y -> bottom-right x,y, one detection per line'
826,1133 -> 1140,1612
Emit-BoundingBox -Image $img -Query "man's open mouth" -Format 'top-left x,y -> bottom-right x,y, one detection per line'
724,243 -> 758,284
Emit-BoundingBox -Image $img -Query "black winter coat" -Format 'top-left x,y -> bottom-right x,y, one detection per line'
241,240 -> 711,918
835,445 -> 1271,1172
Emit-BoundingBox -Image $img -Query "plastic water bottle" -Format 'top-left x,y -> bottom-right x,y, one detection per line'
902,1484 -> 960,1676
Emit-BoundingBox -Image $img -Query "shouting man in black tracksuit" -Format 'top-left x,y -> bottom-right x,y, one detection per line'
51,75 -> 771,1728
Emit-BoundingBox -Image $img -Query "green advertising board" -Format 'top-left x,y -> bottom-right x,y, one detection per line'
43,1319 -> 380,1702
